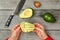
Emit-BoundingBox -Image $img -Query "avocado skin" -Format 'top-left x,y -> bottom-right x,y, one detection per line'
43,12 -> 56,23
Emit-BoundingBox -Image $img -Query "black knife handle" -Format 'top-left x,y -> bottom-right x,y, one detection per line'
5,15 -> 14,27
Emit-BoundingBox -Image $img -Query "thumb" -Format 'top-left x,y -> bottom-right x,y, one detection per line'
16,27 -> 21,32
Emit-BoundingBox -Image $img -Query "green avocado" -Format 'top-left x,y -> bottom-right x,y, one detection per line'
43,12 -> 56,23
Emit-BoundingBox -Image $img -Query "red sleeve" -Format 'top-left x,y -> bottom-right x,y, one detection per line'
6,35 -> 53,40
45,35 -> 53,40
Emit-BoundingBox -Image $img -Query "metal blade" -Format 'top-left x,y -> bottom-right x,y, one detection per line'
13,0 -> 26,15
5,0 -> 26,27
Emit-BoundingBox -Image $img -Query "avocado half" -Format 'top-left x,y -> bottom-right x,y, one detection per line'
20,22 -> 35,32
19,8 -> 34,18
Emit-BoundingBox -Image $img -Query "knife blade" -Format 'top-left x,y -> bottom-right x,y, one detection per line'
5,0 -> 26,27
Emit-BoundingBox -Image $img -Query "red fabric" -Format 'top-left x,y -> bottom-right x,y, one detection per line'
5,37 -> 9,40
45,35 -> 53,40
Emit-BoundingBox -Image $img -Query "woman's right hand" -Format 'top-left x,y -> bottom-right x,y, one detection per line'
33,23 -> 48,40
8,24 -> 21,40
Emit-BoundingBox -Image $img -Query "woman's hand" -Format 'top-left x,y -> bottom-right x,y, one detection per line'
33,23 -> 48,40
8,24 -> 21,40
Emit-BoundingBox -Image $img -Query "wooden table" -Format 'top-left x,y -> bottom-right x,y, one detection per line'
0,0 -> 60,40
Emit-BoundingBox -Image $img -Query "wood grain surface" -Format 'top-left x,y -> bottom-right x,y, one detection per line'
0,0 -> 60,40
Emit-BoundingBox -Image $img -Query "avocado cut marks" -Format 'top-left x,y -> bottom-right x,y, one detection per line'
43,12 -> 56,23
19,8 -> 33,18
20,22 -> 35,32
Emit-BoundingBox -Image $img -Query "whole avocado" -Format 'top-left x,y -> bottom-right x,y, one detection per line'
43,12 -> 56,23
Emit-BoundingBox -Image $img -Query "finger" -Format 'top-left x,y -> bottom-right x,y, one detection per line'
34,29 -> 41,37
33,29 -> 37,33
16,26 -> 21,32
33,28 -> 42,39
12,24 -> 20,30
36,27 -> 43,32
33,29 -> 40,33
34,23 -> 44,30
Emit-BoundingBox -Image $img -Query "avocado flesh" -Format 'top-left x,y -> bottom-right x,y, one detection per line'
19,8 -> 33,18
20,22 -> 35,32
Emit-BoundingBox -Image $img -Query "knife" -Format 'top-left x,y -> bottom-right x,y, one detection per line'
5,0 -> 26,27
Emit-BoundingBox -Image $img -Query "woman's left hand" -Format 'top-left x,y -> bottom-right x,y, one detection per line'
8,24 -> 21,40
33,23 -> 48,40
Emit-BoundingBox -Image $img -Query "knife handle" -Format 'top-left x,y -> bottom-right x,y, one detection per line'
5,15 -> 14,27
